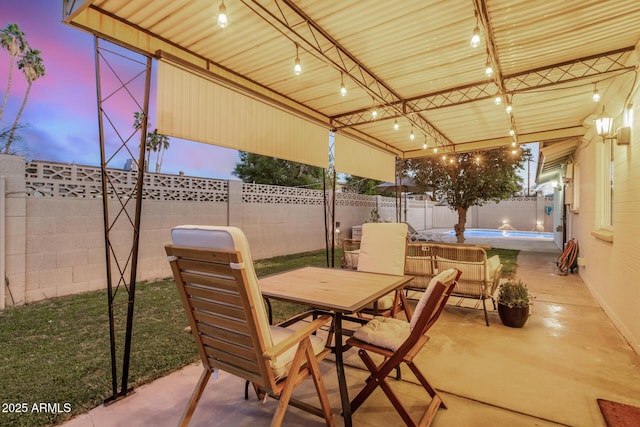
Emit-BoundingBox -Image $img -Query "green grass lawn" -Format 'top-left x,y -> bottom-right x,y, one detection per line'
0,246 -> 517,427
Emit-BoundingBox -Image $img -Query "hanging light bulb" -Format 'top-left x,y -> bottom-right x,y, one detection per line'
470,13 -> 481,48
393,119 -> 399,131
371,97 -> 378,119
509,128 -> 515,137
511,140 -> 517,147
423,136 -> 427,150
409,125 -> 415,140
293,43 -> 302,76
433,147 -> 438,153
449,157 -> 454,164
505,103 -> 512,114
476,155 -> 481,163
485,57 -> 493,77
442,155 -> 447,162
592,83 -> 600,103
340,73 -> 347,96
217,0 -> 228,28
494,95 -> 502,105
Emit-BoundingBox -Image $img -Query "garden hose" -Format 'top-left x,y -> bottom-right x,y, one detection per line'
557,239 -> 579,274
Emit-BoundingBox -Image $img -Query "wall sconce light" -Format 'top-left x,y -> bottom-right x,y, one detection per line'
596,106 -> 631,145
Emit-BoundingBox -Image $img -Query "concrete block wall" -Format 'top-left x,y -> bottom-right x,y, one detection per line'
2,158 -> 555,307
1,154 -> 27,308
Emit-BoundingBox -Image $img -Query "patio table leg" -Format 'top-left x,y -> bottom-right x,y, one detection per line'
334,313 -> 352,426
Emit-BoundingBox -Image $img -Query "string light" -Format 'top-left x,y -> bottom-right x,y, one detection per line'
393,119 -> 399,131
340,73 -> 346,96
494,95 -> 502,105
470,12 -> 481,48
509,128 -> 515,137
217,0 -> 228,28
592,83 -> 600,103
505,103 -> 512,114
485,56 -> 493,78
293,43 -> 301,76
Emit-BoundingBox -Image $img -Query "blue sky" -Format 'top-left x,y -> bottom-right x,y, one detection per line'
0,0 -> 240,179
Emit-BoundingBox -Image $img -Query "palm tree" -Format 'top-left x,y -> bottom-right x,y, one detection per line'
5,48 -> 45,154
132,112 -> 170,172
0,23 -> 27,124
152,130 -> 170,173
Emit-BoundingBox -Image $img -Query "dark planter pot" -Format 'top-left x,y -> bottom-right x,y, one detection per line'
498,303 -> 529,328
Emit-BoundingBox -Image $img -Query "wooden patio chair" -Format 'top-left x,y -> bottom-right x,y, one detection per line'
356,222 -> 411,319
345,268 -> 461,427
166,225 -> 334,427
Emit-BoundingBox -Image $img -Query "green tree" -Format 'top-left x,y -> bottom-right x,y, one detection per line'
406,147 -> 528,243
342,175 -> 382,194
5,47 -> 45,154
0,23 -> 27,124
133,112 -> 170,172
232,151 -> 324,188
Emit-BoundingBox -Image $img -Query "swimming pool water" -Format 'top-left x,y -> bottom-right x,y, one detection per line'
447,229 -> 553,239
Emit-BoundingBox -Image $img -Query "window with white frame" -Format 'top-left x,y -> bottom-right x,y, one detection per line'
596,139 -> 613,229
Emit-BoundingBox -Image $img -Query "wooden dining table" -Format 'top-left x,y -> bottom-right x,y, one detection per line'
259,266 -> 414,427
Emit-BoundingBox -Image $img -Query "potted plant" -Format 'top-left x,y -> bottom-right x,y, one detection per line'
497,278 -> 530,328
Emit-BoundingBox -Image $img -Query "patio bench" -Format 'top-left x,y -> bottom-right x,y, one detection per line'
405,243 -> 503,326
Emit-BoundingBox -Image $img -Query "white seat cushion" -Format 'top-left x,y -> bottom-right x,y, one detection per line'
344,250 -> 360,269
409,268 -> 458,331
363,292 -> 395,311
269,325 -> 327,379
352,316 -> 410,351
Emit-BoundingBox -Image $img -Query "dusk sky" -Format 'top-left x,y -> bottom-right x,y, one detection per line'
0,0 -> 240,179
1,1 -> 537,187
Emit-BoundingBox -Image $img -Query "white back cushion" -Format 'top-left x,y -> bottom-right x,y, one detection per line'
409,268 -> 458,331
357,223 -> 408,276
171,225 -> 273,349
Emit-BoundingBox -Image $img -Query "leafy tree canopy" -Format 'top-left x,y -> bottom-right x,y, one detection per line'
405,147 -> 529,242
232,151 -> 324,189
342,175 -> 382,194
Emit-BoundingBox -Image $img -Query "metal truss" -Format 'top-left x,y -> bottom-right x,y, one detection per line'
94,37 -> 152,404
503,47 -> 636,92
330,47 -> 635,129
243,0 -> 452,146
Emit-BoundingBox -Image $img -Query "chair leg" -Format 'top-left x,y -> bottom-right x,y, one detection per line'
350,350 -> 383,413
270,339 -> 310,427
304,342 -> 335,426
482,298 -> 490,326
406,362 -> 446,410
179,368 -> 212,427
353,350 -> 414,426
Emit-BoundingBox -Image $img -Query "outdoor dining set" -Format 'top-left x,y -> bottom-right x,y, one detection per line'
165,223 -> 465,427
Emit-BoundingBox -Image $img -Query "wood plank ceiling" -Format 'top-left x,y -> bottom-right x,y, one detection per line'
64,0 -> 640,181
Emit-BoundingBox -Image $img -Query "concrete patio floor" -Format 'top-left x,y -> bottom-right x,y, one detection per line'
63,244 -> 640,426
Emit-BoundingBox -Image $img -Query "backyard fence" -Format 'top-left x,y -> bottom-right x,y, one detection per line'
1,156 -> 552,307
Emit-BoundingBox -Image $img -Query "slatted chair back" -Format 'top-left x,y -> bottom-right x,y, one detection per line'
167,225 -> 276,390
166,225 -> 334,426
